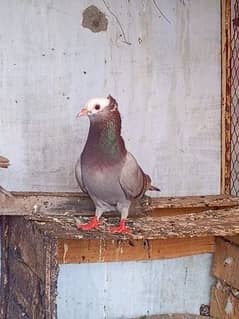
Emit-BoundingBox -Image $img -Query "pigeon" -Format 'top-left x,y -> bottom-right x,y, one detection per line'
0,155 -> 13,198
75,95 -> 160,233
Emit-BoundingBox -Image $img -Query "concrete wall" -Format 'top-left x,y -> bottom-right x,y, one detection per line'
0,0 -> 220,195
0,0 -> 221,318
58,255 -> 214,319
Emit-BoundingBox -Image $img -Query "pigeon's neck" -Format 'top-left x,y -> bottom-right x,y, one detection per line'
87,110 -> 126,161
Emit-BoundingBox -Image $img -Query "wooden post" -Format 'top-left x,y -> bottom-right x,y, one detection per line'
211,237 -> 239,318
0,217 -> 58,319
221,0 -> 232,194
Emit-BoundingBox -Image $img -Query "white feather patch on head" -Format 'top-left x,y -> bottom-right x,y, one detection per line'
85,97 -> 109,114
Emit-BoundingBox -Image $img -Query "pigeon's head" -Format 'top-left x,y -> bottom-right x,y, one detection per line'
77,95 -> 118,118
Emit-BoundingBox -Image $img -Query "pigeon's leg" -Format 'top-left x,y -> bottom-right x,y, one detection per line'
109,202 -> 132,234
77,208 -> 103,231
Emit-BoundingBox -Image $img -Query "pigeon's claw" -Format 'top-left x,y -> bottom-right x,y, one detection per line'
109,219 -> 132,234
77,216 -> 101,231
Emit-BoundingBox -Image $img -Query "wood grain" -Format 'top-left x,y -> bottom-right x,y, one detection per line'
213,238 -> 239,290
26,206 -> 239,241
221,0 -> 232,194
0,217 -> 58,319
225,235 -> 239,246
1,192 -> 239,216
57,236 -> 215,264
210,284 -> 239,319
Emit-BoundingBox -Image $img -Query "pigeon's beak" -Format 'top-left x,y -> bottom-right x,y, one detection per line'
76,108 -> 89,118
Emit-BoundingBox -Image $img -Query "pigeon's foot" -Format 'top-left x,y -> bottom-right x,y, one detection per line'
77,216 -> 101,231
109,219 -> 132,234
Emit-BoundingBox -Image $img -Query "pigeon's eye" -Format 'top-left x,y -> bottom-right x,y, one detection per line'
95,104 -> 100,110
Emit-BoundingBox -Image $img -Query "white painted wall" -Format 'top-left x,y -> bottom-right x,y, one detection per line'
0,0 -> 221,195
58,255 -> 214,319
0,0 -> 220,318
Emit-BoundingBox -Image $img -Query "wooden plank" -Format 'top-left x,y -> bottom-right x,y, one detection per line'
1,192 -> 239,216
131,315 -> 211,319
0,192 -> 94,216
221,0 -> 232,194
8,217 -> 48,281
213,238 -> 239,290
8,259 -> 45,319
1,216 -> 58,319
225,235 -> 239,246
27,206 -> 239,241
210,283 -> 239,319
57,236 -> 215,264
0,217 -> 10,318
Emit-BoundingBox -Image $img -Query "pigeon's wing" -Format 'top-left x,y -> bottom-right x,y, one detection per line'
119,152 -> 147,199
75,157 -> 88,193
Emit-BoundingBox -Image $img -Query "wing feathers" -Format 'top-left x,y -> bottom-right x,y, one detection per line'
119,153 -> 147,199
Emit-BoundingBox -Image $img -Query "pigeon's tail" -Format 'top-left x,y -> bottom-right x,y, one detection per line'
149,185 -> 161,192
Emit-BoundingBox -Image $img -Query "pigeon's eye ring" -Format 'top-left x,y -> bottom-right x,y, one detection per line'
95,104 -> 100,110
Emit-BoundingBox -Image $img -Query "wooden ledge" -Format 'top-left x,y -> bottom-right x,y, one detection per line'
20,205 -> 239,264
2,193 -> 239,264
1,192 -> 239,217
26,206 -> 239,241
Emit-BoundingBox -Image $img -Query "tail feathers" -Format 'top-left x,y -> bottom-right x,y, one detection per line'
149,185 -> 161,192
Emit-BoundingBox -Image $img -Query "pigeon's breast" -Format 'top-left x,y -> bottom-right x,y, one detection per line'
82,160 -> 126,206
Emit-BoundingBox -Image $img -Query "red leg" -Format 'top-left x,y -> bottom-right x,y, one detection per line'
77,216 -> 101,230
109,219 -> 132,234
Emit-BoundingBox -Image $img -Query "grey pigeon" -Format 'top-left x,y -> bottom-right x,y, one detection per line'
0,155 -> 13,198
75,95 -> 160,233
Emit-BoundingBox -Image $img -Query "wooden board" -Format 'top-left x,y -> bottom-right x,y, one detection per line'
1,192 -> 239,217
57,236 -> 215,264
26,206 -> 239,241
221,0 -> 232,194
213,238 -> 239,290
131,315 -> 211,319
210,283 -> 239,319
0,217 -> 58,319
225,235 -> 239,246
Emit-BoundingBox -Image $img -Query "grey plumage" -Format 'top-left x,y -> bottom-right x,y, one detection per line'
75,95 -> 160,233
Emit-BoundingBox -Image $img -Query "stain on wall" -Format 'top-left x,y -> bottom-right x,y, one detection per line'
82,5 -> 108,33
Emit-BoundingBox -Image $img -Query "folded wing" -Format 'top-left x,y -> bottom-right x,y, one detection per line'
119,152 -> 150,199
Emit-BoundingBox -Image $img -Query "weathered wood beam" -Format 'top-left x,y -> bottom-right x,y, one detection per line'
26,206 -> 239,241
221,0 -> 232,194
210,282 -> 239,319
1,193 -> 239,217
213,237 -> 239,290
57,236 -> 215,264
131,315 -> 211,319
0,217 -> 58,318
